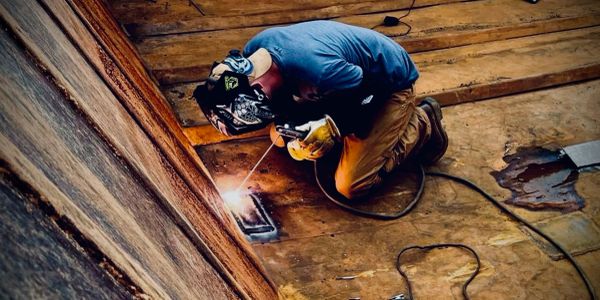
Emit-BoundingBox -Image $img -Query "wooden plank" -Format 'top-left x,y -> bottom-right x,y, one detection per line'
0,27 -> 237,299
170,25 -> 600,145
0,165 -> 134,299
109,0 -> 463,36
136,0 -> 600,85
50,1 -> 273,293
412,26 -> 600,98
199,81 -> 600,298
0,1 -> 275,298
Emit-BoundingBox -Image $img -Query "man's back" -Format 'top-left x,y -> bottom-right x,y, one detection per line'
244,20 -> 419,96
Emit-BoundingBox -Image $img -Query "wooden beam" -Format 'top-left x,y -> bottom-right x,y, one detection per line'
0,25 -> 236,298
111,0 -> 464,36
52,0 -> 277,297
0,164 -> 135,298
0,0 -> 276,298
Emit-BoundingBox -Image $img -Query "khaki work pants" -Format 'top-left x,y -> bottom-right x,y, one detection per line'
334,86 -> 431,199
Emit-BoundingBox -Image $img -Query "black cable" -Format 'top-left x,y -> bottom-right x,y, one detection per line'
426,171 -> 597,300
313,161 -> 597,299
314,161 -> 425,220
396,243 -> 481,300
371,0 -> 416,37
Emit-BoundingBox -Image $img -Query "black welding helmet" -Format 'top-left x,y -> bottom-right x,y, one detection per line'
193,70 -> 276,136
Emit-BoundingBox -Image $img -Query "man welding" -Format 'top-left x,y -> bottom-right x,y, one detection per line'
193,20 -> 448,199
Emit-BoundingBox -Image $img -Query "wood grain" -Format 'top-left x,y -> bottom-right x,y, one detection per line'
109,0 -> 463,36
48,2 -> 275,294
136,0 -> 600,85
1,0 -> 275,298
0,166 -> 133,299
0,26 -> 237,298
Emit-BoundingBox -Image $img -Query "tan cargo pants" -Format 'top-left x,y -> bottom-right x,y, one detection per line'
334,86 -> 431,199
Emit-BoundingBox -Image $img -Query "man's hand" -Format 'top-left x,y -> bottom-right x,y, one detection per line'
287,115 -> 341,161
269,123 -> 286,148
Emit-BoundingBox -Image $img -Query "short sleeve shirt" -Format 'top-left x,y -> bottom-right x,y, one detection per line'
243,20 -> 419,101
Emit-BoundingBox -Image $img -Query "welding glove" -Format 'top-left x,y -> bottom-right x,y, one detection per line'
287,115 -> 341,161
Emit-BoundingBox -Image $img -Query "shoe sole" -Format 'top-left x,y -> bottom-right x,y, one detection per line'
421,97 -> 449,164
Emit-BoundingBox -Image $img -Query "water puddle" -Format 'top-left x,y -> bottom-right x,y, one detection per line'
491,147 -> 584,212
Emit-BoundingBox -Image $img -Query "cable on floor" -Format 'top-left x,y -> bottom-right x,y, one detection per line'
313,161 -> 597,300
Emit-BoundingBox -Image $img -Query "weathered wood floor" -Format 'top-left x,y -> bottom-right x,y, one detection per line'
198,81 -> 600,299
108,0 -> 600,298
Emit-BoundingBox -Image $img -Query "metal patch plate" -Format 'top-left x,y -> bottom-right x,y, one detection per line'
562,140 -> 600,169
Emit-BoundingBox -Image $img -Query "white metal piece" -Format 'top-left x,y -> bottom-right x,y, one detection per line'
562,140 -> 600,168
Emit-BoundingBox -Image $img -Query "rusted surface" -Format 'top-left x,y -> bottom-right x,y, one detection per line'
491,147 -> 585,212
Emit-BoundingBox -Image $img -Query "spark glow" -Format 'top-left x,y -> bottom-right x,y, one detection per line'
222,190 -> 253,215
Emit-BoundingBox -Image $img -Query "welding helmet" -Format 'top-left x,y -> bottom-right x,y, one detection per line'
193,48 -> 276,136
193,70 -> 276,136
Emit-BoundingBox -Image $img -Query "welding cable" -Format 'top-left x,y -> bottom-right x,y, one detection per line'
426,171 -> 597,300
313,162 -> 597,299
396,243 -> 481,300
313,161 -> 426,220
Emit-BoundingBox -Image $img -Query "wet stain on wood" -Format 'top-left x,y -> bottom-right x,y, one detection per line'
491,147 -> 584,212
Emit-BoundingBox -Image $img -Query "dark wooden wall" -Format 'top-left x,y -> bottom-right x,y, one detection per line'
0,164 -> 133,299
0,0 -> 275,298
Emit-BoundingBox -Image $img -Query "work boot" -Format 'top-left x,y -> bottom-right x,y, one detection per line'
418,97 -> 448,165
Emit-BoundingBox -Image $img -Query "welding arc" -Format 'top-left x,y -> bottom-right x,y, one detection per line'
314,162 -> 597,300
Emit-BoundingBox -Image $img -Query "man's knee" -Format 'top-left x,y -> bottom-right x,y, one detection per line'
334,169 -> 378,200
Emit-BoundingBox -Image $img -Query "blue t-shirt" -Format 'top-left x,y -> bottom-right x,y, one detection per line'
244,20 -> 419,99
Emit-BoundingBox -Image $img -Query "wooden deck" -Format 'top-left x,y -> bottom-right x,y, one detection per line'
108,0 -> 600,298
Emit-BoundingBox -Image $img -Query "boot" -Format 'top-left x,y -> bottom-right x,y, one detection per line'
418,97 -> 449,165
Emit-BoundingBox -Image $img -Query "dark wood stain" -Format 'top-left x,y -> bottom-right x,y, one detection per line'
491,147 -> 585,212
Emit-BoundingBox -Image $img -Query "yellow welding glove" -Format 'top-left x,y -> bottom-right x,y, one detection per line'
287,115 -> 341,161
